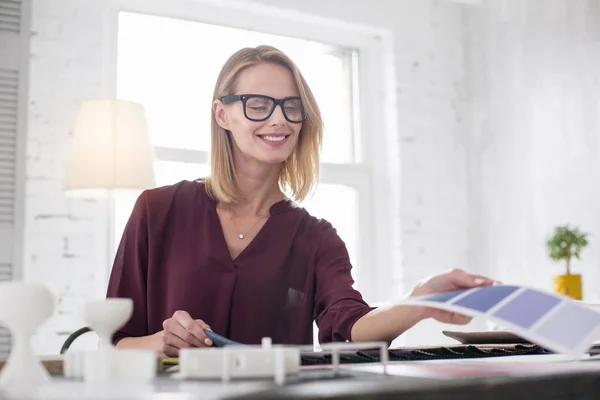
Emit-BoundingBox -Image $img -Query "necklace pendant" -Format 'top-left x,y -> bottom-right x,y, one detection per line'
238,234 -> 244,240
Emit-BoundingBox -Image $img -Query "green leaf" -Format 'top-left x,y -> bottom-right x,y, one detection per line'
546,225 -> 589,271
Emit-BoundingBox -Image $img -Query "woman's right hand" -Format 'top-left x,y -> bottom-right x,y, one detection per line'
158,310 -> 213,357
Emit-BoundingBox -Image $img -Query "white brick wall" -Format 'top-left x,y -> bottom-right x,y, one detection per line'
25,0 -> 474,352
27,0 -> 110,354
465,0 -> 600,300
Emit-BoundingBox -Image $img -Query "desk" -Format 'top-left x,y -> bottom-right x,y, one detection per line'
238,370 -> 600,400
1,359 -> 600,400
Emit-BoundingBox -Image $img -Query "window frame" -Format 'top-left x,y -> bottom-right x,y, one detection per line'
105,0 -> 399,304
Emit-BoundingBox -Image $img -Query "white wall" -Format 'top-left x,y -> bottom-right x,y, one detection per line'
27,0 -> 111,353
24,0 -> 476,352
464,0 -> 600,301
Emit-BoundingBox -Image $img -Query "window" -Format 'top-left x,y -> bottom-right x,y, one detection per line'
112,4 -> 393,302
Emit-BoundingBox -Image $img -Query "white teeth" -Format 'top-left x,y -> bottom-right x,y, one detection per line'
262,135 -> 286,142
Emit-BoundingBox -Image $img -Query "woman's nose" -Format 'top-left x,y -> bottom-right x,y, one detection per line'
268,104 -> 287,125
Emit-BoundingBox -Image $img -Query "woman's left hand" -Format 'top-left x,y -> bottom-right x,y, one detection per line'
409,269 -> 496,325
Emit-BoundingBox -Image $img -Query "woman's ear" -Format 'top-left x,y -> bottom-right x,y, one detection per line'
213,99 -> 230,130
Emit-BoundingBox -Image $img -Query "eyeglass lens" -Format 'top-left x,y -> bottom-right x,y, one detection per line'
245,96 -> 304,122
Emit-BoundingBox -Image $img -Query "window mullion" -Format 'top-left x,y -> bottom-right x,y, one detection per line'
153,147 -> 209,164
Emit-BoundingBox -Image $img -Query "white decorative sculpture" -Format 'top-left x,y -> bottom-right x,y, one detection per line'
0,282 -> 54,386
81,298 -> 133,348
72,298 -> 156,384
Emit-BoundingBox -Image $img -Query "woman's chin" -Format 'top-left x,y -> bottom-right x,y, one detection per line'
261,156 -> 290,165
256,151 -> 294,165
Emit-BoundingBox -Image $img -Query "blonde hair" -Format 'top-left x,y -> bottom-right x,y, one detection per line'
205,45 -> 323,204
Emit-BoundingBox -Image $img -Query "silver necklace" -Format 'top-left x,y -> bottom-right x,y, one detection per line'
227,205 -> 269,240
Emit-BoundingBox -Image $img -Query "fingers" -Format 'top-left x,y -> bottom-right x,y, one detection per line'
194,318 -> 212,331
162,344 -> 179,357
162,311 -> 213,351
426,308 -> 472,325
195,319 -> 213,346
447,312 -> 472,325
162,327 -> 196,349
410,269 -> 497,325
162,342 -> 182,358
163,318 -> 203,348
447,269 -> 494,289
175,311 -> 213,346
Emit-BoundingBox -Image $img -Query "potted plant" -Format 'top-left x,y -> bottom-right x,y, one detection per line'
546,225 -> 589,300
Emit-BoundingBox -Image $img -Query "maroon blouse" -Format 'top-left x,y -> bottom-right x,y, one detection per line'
106,180 -> 374,345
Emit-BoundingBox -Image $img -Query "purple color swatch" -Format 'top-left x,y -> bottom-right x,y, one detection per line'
535,302 -> 600,349
417,289 -> 467,303
493,289 -> 560,328
453,285 -> 520,312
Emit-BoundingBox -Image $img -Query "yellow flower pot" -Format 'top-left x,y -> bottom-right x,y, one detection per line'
553,274 -> 582,300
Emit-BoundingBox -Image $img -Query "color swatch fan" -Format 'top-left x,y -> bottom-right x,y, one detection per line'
397,285 -> 600,358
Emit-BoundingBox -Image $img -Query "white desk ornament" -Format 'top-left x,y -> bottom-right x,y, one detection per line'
71,298 -> 156,383
81,298 -> 133,349
0,282 -> 54,386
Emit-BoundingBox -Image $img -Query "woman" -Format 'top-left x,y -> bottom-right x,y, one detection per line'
107,45 -> 494,357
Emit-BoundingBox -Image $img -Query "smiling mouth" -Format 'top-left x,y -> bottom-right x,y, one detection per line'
257,134 -> 291,142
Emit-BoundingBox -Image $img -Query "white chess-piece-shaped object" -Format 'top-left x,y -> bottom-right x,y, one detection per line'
0,282 -> 54,386
81,298 -> 133,348
78,298 -> 158,384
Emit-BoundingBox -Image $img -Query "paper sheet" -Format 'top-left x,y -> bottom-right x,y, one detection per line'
396,285 -> 600,358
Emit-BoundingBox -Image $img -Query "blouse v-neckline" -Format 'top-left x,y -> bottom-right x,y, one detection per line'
204,186 -> 296,264
218,210 -> 270,263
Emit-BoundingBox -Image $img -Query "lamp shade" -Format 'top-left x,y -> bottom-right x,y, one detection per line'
63,99 -> 156,192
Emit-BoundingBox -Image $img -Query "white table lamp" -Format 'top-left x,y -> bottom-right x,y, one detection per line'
64,99 -> 156,194
63,99 -> 156,296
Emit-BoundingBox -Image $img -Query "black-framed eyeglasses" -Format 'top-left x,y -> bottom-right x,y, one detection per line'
220,94 -> 306,124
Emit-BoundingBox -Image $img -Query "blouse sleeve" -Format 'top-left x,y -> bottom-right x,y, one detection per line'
314,221 -> 375,343
106,191 -> 149,344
